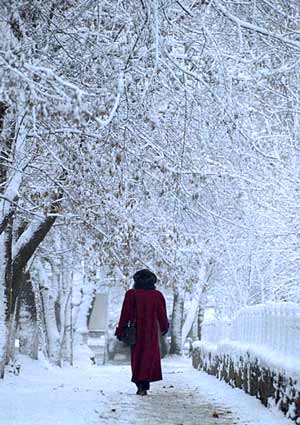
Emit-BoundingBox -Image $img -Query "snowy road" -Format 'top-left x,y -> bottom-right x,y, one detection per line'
0,355 -> 291,425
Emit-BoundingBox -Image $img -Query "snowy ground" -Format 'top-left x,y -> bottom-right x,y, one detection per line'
0,352 -> 292,425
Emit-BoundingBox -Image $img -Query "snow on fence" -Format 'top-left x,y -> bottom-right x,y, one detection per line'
200,302 -> 300,366
231,302 -> 300,358
201,319 -> 230,345
193,302 -> 300,422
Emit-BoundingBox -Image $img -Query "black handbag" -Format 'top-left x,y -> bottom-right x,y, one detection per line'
121,291 -> 137,346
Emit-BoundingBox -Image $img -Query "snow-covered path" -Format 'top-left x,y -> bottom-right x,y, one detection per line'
0,355 -> 291,425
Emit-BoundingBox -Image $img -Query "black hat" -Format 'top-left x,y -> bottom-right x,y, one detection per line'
133,269 -> 157,289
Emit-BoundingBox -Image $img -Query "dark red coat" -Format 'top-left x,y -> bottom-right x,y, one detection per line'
115,288 -> 169,383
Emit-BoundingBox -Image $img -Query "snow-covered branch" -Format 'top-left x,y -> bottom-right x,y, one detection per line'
213,1 -> 300,51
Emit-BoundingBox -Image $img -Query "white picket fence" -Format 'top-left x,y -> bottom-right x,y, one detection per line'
201,319 -> 231,344
201,302 -> 300,359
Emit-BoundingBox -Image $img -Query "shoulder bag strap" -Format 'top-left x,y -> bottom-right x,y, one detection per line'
132,289 -> 137,324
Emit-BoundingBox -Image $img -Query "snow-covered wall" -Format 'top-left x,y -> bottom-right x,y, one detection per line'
201,319 -> 230,345
193,302 -> 300,423
200,302 -> 300,372
230,302 -> 300,360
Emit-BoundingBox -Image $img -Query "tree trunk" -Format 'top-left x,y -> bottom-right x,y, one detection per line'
197,284 -> 208,340
5,215 -> 58,364
73,282 -> 95,346
169,288 -> 184,354
0,232 -> 10,377
0,217 -> 13,378
38,261 -> 61,365
181,291 -> 201,349
33,274 -> 48,359
58,289 -> 72,366
18,273 -> 38,359
181,261 -> 212,347
197,305 -> 205,340
56,248 -> 73,366
0,120 -> 28,374
41,287 -> 61,365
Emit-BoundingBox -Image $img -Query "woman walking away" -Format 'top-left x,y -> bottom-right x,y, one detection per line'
115,269 -> 169,396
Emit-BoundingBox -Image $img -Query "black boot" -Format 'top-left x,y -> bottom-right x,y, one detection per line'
139,381 -> 149,396
136,383 -> 148,395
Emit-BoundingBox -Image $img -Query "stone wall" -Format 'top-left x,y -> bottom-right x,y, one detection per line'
192,345 -> 300,423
